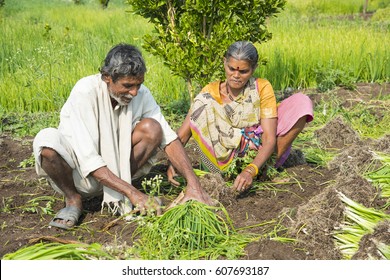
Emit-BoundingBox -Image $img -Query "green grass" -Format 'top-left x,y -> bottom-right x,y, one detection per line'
0,0 -> 186,113
256,12 -> 389,90
1,0 -> 389,261
287,0 -> 389,14
1,0 -> 389,117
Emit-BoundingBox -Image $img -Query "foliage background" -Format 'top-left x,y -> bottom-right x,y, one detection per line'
0,0 -> 389,135
129,0 -> 286,100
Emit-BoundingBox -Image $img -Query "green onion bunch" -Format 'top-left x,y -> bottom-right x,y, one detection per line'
2,242 -> 115,260
377,242 -> 390,259
131,200 -> 256,260
333,192 -> 390,259
365,152 -> 390,205
302,144 -> 337,167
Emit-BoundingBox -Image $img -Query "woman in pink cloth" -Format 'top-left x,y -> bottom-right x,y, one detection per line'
168,41 -> 313,193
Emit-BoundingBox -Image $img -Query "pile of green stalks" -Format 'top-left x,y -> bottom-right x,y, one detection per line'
302,144 -> 337,167
130,200 -> 258,260
365,152 -> 390,207
2,242 -> 115,260
333,192 -> 390,259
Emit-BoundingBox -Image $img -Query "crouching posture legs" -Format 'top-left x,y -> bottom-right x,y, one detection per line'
275,115 -> 308,167
37,118 -> 163,229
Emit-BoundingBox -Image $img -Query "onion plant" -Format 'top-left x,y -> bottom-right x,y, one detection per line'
302,144 -> 337,167
377,242 -> 390,259
366,152 -> 390,198
130,200 -> 258,260
365,152 -> 390,205
333,192 -> 390,259
2,242 -> 115,260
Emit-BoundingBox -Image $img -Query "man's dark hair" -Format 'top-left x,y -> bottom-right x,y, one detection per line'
100,43 -> 147,82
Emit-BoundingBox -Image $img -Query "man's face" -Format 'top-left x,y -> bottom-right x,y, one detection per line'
104,75 -> 145,106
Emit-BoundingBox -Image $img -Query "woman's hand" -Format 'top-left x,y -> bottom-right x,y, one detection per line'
232,118 -> 277,193
232,170 -> 254,192
167,164 -> 181,186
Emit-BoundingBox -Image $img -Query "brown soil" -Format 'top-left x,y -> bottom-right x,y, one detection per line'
1,83 -> 389,260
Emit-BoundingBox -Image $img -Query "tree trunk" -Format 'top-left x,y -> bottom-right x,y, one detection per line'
186,79 -> 194,105
101,0 -> 110,9
363,0 -> 368,16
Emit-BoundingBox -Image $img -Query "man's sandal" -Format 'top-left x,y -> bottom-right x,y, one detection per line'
49,205 -> 82,230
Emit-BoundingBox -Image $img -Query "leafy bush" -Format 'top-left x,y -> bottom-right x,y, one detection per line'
128,0 -> 286,100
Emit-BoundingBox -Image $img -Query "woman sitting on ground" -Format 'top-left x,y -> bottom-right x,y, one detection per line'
168,41 -> 314,193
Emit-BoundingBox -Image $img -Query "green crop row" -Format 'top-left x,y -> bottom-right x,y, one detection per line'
0,0 -> 388,113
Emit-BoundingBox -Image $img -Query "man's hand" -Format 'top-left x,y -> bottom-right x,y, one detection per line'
92,166 -> 162,215
164,138 -> 214,208
182,185 -> 214,205
166,184 -> 215,211
132,192 -> 162,216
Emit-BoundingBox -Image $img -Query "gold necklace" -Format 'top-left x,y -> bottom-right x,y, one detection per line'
226,82 -> 240,101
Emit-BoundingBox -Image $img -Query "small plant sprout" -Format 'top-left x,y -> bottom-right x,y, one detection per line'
19,196 -> 58,218
141,174 -> 163,197
18,153 -> 35,168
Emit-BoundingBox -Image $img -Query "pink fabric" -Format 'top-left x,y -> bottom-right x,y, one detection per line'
275,93 -> 314,167
276,93 -> 314,136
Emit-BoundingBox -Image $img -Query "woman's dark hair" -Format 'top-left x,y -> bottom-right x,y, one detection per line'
100,43 -> 146,82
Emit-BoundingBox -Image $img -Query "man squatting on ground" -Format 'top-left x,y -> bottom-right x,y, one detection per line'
33,43 -> 213,230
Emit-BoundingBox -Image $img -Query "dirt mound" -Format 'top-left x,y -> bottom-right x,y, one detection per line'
371,134 -> 390,154
286,186 -> 344,259
284,171 -> 379,260
329,133 -> 390,178
315,116 -> 362,149
284,128 -> 388,259
199,173 -> 238,208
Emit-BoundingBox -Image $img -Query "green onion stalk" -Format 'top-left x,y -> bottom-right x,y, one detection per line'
333,191 -> 390,259
2,242 -> 115,260
302,144 -> 337,167
130,200 -> 258,260
365,152 -> 390,205
377,242 -> 390,259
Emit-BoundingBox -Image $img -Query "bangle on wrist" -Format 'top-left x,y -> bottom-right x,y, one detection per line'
243,163 -> 259,178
